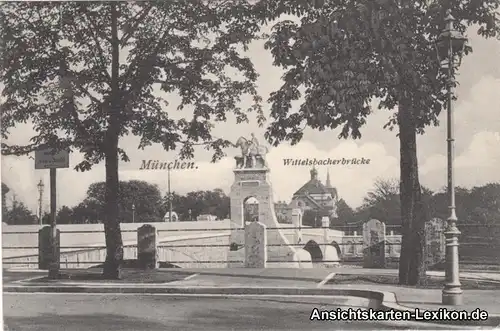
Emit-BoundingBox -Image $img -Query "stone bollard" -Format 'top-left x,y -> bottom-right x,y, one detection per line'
245,221 -> 267,268
38,226 -> 60,270
137,224 -> 158,269
321,216 -> 330,258
362,219 -> 386,268
291,208 -> 302,244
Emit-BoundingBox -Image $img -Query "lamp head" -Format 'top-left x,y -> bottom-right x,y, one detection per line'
435,9 -> 468,69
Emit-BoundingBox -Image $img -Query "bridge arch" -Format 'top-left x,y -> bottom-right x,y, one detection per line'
303,240 -> 323,262
243,196 -> 259,223
330,241 -> 342,257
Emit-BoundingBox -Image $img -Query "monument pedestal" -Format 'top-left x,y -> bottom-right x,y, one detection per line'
228,167 -> 312,268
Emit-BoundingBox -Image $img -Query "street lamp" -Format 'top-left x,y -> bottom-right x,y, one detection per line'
132,203 -> 135,223
167,167 -> 173,222
435,9 -> 467,306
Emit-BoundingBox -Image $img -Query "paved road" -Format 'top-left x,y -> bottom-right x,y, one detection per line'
4,293 -> 468,331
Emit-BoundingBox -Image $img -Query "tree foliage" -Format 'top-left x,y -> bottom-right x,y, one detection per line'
0,2 -> 265,161
3,200 -> 39,225
77,180 -> 164,223
330,198 -> 356,228
0,1 -> 266,277
1,182 -> 10,222
56,205 -> 73,224
254,0 -> 499,285
355,178 -> 432,230
168,188 -> 230,221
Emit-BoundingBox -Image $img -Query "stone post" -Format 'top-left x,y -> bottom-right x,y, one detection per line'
291,208 -> 302,244
38,226 -> 60,270
362,219 -> 386,268
137,224 -> 158,269
245,221 -> 267,268
322,216 -> 330,256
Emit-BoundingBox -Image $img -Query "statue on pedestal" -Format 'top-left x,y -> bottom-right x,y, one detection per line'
233,133 -> 268,169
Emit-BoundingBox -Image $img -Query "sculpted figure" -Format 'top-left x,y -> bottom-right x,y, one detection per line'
233,133 -> 268,168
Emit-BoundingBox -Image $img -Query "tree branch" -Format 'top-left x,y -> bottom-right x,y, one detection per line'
82,9 -> 113,83
120,4 -> 153,45
119,9 -> 170,92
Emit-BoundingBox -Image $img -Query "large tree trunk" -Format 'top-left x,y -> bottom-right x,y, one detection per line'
102,2 -> 124,279
397,100 -> 427,286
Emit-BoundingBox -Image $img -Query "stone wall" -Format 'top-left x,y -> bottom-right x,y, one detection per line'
2,220 -> 230,259
4,231 -> 230,269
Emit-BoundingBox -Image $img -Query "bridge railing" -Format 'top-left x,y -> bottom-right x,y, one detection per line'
2,223 -> 498,268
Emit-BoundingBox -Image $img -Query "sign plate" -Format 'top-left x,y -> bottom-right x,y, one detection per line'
35,148 -> 70,169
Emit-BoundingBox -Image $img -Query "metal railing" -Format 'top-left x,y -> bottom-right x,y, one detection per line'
2,224 -> 499,268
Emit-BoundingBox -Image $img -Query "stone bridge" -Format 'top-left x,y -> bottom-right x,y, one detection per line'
2,220 -> 348,269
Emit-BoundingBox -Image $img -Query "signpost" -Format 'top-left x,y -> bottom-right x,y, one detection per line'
35,148 -> 69,279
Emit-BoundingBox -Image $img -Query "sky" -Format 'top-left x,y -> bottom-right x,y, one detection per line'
1,14 -> 500,215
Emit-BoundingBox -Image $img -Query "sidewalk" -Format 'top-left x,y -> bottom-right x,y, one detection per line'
4,267 -> 500,327
179,267 -> 500,282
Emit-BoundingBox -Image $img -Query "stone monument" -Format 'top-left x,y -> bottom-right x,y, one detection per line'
362,219 -> 386,268
291,208 -> 303,244
245,221 -> 267,268
137,224 -> 158,269
228,134 -> 312,268
424,218 -> 446,270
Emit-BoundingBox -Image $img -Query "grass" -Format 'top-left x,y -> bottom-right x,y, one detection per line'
26,267 -> 194,284
325,274 -> 500,290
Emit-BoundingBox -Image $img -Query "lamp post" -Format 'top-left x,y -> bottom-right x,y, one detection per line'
132,203 -> 135,223
435,9 -> 467,306
167,167 -> 173,222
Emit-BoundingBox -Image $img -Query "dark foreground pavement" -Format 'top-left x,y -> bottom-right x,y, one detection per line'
4,293 -> 472,331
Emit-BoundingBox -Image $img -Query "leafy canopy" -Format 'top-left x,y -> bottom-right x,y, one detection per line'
80,180 -> 164,222
0,1 -> 266,169
252,0 -> 499,145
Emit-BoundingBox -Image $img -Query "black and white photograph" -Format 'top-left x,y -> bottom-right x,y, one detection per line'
1,1 -> 499,330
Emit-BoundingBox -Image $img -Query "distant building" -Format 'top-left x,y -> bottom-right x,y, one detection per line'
288,167 -> 338,219
244,197 -> 259,223
274,201 -> 289,223
197,214 -> 217,222
163,211 -> 178,222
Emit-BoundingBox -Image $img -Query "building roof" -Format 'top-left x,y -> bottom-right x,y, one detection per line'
293,167 -> 332,196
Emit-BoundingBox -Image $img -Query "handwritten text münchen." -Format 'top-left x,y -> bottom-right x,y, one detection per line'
139,159 -> 197,170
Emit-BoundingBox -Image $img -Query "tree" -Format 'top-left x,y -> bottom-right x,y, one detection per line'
302,209 -> 327,228
71,202 -> 101,224
467,184 -> 500,227
331,198 -> 356,228
4,199 -> 38,225
167,189 -> 230,221
1,2 -> 265,278
356,179 -> 433,233
77,180 -> 164,223
2,182 -> 10,222
255,0 -> 499,285
56,205 -> 73,224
